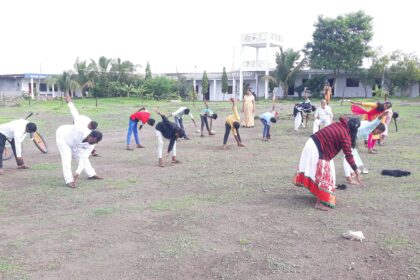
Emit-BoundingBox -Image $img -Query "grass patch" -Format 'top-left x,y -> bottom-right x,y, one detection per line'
31,162 -> 60,171
91,206 -> 118,217
0,260 -> 27,279
161,236 -> 200,259
381,234 -> 412,252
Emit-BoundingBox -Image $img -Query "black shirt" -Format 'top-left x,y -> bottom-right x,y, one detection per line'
155,115 -> 183,153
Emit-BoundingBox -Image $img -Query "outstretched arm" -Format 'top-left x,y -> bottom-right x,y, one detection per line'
65,95 -> 80,121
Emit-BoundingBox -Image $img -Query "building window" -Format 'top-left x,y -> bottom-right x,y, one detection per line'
228,86 -> 233,94
346,78 -> 360,87
39,83 -> 47,92
49,85 -> 58,91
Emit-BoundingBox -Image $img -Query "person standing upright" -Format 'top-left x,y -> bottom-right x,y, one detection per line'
242,89 -> 255,128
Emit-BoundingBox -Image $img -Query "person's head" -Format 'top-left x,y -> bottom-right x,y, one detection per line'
233,121 -> 240,130
211,113 -> 218,120
183,108 -> 190,115
392,112 -> 399,119
147,118 -> 156,126
347,118 -> 361,148
377,101 -> 392,112
88,121 -> 98,130
372,123 -> 386,135
311,105 -> 316,112
270,117 -> 277,123
175,129 -> 185,140
25,122 -> 37,134
247,89 -> 252,95
86,130 -> 103,145
321,99 -> 327,108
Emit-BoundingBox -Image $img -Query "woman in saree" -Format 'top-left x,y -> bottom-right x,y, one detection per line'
242,89 -> 255,128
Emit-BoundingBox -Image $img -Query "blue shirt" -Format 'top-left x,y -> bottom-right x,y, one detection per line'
200,108 -> 214,117
357,118 -> 380,139
260,112 -> 274,125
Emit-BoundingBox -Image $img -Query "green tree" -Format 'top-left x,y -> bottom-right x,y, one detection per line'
221,67 -> 228,101
302,75 -> 326,98
89,56 -> 112,97
305,10 -> 374,98
145,62 -> 152,80
202,71 -> 209,100
386,51 -> 420,96
274,47 -> 306,98
73,58 -> 94,97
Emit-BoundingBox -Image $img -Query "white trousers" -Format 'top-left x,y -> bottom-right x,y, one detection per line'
313,117 -> 332,133
343,148 -> 364,177
156,130 -> 176,159
294,113 -> 302,131
56,137 -> 95,184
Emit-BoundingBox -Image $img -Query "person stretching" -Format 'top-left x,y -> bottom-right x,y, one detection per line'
127,107 -> 156,150
56,124 -> 103,188
170,107 -> 197,140
260,109 -> 277,141
64,95 -> 99,156
200,100 -> 218,137
154,108 -> 185,167
343,112 -> 387,184
0,119 -> 37,175
222,98 -> 245,150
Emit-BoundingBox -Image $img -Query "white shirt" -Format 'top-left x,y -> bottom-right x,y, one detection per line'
68,102 -> 92,130
171,107 -> 194,119
0,119 -> 28,157
56,124 -> 93,159
314,106 -> 333,121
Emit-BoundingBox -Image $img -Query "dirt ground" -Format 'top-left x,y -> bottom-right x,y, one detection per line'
0,98 -> 419,280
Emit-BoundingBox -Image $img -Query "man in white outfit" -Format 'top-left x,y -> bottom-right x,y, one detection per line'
65,95 -> 99,156
56,115 -> 103,188
0,119 -> 37,175
313,99 -> 333,133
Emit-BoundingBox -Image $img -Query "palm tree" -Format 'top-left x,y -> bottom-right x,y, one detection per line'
274,47 -> 307,98
73,58 -> 95,97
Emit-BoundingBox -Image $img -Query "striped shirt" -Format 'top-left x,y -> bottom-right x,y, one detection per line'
312,117 -> 357,171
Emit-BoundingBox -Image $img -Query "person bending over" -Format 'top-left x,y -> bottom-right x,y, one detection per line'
222,98 -> 245,150
154,108 -> 185,167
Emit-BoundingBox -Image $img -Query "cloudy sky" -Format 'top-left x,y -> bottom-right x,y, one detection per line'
1,0 -> 418,75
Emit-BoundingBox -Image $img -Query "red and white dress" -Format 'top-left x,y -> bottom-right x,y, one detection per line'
293,118 -> 357,208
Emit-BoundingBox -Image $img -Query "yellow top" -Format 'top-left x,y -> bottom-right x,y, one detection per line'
226,106 -> 240,136
361,102 -> 377,108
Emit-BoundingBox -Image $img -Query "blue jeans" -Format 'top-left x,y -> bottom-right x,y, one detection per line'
127,119 -> 140,145
175,117 -> 187,137
261,119 -> 270,138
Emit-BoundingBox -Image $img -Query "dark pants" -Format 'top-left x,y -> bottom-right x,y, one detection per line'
174,117 -> 187,137
0,133 -> 17,168
260,119 -> 270,138
223,123 -> 241,145
201,116 -> 210,132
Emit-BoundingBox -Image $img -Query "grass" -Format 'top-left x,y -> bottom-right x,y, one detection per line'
160,236 -> 200,259
1,96 -> 419,279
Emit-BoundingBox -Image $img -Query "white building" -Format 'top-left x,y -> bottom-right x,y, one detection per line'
0,73 -> 57,99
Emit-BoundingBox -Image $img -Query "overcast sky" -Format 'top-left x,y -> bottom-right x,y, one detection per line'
1,0 -> 418,75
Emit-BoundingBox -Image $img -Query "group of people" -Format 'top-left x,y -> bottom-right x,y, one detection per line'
1,93 -> 395,211
293,100 -> 394,211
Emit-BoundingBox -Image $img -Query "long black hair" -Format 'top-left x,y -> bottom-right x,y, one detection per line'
376,101 -> 392,112
347,118 -> 361,148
